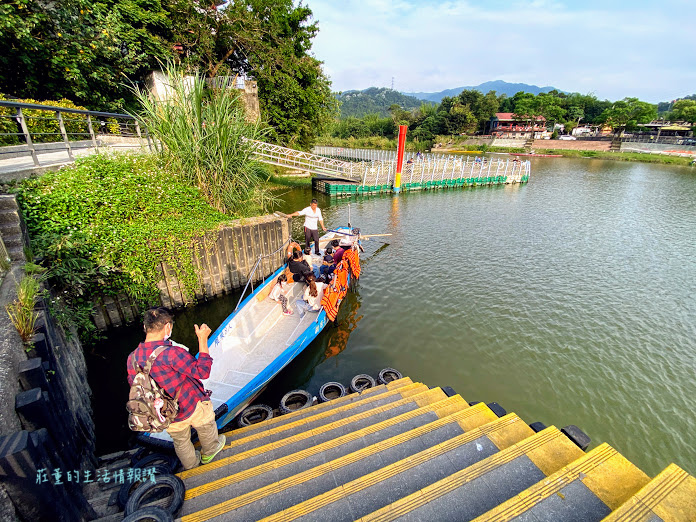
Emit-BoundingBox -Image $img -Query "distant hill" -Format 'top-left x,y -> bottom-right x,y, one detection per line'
404,80 -> 563,103
336,87 -> 427,118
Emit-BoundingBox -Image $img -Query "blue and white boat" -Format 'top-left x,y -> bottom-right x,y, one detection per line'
142,226 -> 359,446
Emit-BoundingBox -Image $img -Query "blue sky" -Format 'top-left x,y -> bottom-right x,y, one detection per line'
306,0 -> 695,102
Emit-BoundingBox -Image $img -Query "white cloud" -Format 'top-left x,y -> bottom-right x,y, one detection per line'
307,0 -> 696,101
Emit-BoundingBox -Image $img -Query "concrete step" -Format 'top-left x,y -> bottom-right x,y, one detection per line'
179,396 -> 490,510
0,195 -> 19,211
0,208 -> 21,225
223,377 -> 414,440
5,244 -> 24,262
602,463 -> 696,522
210,382 -> 430,458
177,407 -> 532,520
266,425 -> 582,522
0,232 -> 23,248
180,386 -> 444,487
460,442 -> 650,522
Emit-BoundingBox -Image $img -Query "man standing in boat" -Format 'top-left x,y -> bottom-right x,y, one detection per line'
289,198 -> 326,256
127,307 -> 226,470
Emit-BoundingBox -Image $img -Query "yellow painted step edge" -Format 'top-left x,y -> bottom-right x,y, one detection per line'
603,463 -> 696,522
178,386 -> 446,481
472,442 -> 651,522
183,395 -> 480,501
219,382 -> 427,447
359,427 -> 573,522
260,414 -> 534,522
178,388 -> 464,522
226,377 -> 414,436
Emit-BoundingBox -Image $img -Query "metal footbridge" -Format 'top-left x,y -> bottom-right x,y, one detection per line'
244,138 -> 361,181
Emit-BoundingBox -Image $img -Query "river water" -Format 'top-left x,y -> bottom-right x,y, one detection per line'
88,157 -> 696,478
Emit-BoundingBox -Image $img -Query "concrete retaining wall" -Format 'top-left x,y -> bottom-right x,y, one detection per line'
619,142 -> 696,154
91,212 -> 292,329
0,269 -> 97,521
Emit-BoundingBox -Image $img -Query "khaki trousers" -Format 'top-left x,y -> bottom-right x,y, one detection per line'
166,400 -> 219,470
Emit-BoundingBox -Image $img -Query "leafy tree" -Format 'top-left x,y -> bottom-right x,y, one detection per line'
670,99 -> 696,123
600,97 -> 657,133
0,0 -> 172,111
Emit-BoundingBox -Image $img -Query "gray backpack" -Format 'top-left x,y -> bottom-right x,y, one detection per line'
126,346 -> 182,432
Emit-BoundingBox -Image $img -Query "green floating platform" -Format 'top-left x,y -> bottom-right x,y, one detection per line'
313,176 -> 529,196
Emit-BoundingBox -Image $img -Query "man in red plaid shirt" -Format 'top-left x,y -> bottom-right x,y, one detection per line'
127,307 -> 226,470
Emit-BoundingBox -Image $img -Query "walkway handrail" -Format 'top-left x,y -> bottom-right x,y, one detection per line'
234,236 -> 293,312
0,100 -> 134,119
0,99 -> 150,167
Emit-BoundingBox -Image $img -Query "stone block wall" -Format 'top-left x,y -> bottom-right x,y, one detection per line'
92,212 -> 292,329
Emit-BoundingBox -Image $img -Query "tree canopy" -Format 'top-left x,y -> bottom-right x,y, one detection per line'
0,0 -> 335,148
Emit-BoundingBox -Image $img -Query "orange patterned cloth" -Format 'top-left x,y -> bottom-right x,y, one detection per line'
342,248 -> 361,279
321,262 -> 349,321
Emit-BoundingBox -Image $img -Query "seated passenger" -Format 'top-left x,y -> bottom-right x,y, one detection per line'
269,273 -> 293,316
304,247 -> 321,279
330,239 -> 346,264
294,273 -> 327,319
288,250 -> 312,282
320,253 -> 336,280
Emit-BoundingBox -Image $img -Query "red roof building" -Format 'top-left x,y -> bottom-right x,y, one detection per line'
485,113 -> 548,138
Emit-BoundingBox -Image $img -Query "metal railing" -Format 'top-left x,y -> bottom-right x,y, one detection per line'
244,138 -> 362,181
620,135 -> 695,145
313,146 -> 531,185
0,100 -> 151,167
235,236 -> 293,312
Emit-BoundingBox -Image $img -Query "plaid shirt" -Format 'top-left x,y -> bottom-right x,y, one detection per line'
127,340 -> 213,422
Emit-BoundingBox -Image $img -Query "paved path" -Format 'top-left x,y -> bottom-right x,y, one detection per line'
0,142 -> 147,181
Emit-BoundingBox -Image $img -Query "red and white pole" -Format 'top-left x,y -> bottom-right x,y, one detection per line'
394,125 -> 407,193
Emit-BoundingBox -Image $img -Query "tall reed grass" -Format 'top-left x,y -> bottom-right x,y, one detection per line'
132,63 -> 274,216
6,274 -> 41,345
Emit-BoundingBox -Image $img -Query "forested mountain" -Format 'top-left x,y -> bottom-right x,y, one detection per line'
337,88 -> 427,118
405,80 -> 562,103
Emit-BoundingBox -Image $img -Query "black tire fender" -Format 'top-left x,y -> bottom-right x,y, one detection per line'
236,404 -> 274,427
131,453 -> 179,474
124,474 -> 185,516
350,374 -> 376,393
117,464 -> 171,509
318,382 -> 347,402
377,368 -> 403,385
122,506 -> 173,522
279,389 -> 312,414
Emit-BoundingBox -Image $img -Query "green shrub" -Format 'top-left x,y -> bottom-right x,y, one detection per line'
16,152 -> 233,342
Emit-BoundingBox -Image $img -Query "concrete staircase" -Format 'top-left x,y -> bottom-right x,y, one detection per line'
0,195 -> 26,263
158,377 -> 695,521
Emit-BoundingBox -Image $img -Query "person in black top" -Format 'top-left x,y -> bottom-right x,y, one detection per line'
288,250 -> 312,282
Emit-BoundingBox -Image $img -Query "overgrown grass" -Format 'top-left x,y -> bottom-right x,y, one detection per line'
263,165 -> 313,188
132,63 -> 275,216
16,152 -> 233,342
532,149 -> 694,165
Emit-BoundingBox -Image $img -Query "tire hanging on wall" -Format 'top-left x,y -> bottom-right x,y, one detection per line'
279,389 -> 313,414
377,368 -> 403,385
318,382 -> 347,402
236,404 -> 274,428
350,374 -> 376,393
124,474 -> 185,516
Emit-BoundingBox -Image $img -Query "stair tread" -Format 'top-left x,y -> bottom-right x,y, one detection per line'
179,387 -> 449,488
178,412 -> 534,521
462,443 -> 650,522
223,378 -> 413,439
603,463 -> 696,522
215,382 -> 427,455
267,422 -> 580,520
